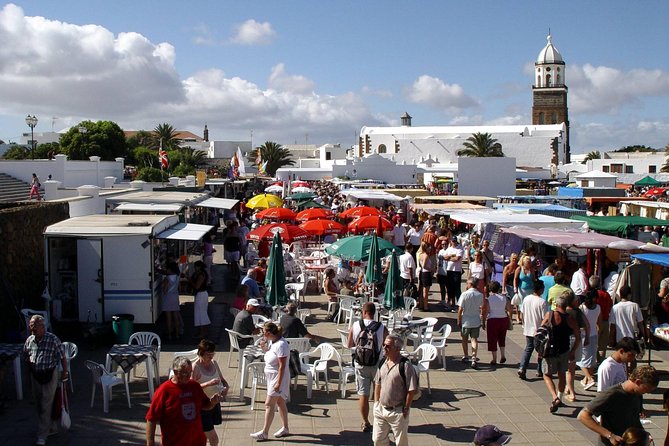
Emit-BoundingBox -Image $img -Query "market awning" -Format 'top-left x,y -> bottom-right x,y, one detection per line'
196,197 -> 239,210
155,223 -> 214,241
448,210 -> 586,230
635,176 -> 661,186
631,253 -> 669,267
114,203 -> 183,212
410,202 -> 486,215
499,227 -> 669,251
571,215 -> 669,237
341,190 -> 404,202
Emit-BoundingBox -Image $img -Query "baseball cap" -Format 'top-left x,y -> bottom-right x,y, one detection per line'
474,425 -> 510,445
247,298 -> 261,307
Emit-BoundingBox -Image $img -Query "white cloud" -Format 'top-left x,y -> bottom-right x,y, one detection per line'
361,86 -> 393,99
231,19 -> 276,46
567,64 -> 669,114
571,119 -> 669,153
405,75 -> 478,112
268,64 -> 314,95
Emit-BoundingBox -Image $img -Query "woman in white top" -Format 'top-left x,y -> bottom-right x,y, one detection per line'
481,281 -> 512,365
577,290 -> 601,390
192,339 -> 229,446
161,262 -> 181,340
250,322 -> 290,441
468,251 -> 487,293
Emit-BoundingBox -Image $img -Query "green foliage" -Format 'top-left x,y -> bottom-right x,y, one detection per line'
127,130 -> 154,150
614,145 -> 657,153
457,133 -> 504,157
132,146 -> 158,169
582,150 -> 602,164
172,163 -> 194,177
2,144 -> 29,159
136,167 -> 168,182
59,120 -> 128,160
250,141 -> 295,176
153,123 -> 179,150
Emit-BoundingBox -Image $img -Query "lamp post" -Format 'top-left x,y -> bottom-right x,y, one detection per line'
25,115 -> 38,160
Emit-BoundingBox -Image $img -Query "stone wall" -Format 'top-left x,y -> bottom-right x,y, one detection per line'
0,202 -> 69,340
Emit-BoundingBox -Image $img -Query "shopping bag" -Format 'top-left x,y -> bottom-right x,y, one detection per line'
60,385 -> 71,430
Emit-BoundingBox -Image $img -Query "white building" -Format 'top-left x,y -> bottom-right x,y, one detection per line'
574,170 -> 617,188
586,152 -> 669,184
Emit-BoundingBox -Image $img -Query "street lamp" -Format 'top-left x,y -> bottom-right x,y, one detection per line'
25,115 -> 38,160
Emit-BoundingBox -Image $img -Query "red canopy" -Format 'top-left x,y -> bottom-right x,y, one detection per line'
247,223 -> 308,243
643,187 -> 667,197
299,219 -> 346,236
348,215 -> 393,234
255,207 -> 297,221
339,206 -> 383,219
295,208 -> 335,222
291,181 -> 310,188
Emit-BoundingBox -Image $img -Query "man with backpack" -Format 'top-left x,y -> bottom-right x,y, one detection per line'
539,294 -> 581,414
518,280 -> 550,380
347,302 -> 389,433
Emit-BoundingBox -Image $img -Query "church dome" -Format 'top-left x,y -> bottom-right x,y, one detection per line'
536,34 -> 563,64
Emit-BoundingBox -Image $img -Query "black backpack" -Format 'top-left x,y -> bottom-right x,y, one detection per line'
534,311 -> 556,358
354,320 -> 382,366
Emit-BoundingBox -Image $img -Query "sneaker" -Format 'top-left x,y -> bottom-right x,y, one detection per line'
274,427 -> 290,438
517,370 -> 527,380
471,361 -> 478,370
461,356 -> 468,363
250,431 -> 268,441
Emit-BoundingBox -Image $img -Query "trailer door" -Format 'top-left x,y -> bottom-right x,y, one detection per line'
103,236 -> 153,323
77,239 -> 103,323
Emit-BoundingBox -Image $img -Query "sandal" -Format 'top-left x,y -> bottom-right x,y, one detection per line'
549,397 -> 562,413
500,357 -> 507,364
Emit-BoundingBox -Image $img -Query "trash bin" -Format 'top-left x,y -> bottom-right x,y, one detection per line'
112,314 -> 135,344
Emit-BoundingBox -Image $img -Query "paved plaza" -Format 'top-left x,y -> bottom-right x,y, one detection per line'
2,258 -> 668,446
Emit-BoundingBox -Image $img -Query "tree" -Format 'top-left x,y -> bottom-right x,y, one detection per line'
661,144 -> 669,173
132,146 -> 158,169
127,130 -> 154,150
2,144 -> 29,159
247,141 -> 295,176
457,132 -> 504,157
614,145 -> 656,153
153,123 -> 179,150
582,150 -> 602,164
59,120 -> 128,160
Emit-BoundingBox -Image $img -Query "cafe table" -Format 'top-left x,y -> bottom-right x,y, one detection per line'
0,343 -> 24,400
106,344 -> 158,399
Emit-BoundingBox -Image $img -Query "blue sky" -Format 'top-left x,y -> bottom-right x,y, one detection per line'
1,1 -> 668,153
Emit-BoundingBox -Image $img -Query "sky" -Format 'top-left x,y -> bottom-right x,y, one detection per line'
1,1 -> 668,154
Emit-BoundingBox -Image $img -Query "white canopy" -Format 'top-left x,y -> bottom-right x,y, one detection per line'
342,190 -> 404,202
196,197 -> 239,210
155,223 -> 214,241
44,215 -> 177,236
114,203 -> 183,213
448,210 -> 586,231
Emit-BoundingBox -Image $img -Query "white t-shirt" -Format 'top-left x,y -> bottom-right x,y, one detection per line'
486,293 -> 508,319
603,271 -> 619,299
457,288 -> 484,328
520,294 -> 549,337
391,225 -> 406,246
264,338 -> 290,373
407,228 -> 423,245
445,246 -> 464,272
437,248 -> 449,276
399,252 -> 416,280
596,356 -> 627,392
570,269 -> 588,296
610,300 -> 643,342
580,304 -> 601,338
469,262 -> 485,280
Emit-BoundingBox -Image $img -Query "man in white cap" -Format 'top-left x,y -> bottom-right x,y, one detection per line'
474,425 -> 511,445
232,298 -> 262,348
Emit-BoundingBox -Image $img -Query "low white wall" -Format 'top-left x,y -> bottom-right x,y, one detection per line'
0,154 -> 123,187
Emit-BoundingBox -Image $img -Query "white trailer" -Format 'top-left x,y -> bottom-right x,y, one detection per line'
44,215 -> 213,324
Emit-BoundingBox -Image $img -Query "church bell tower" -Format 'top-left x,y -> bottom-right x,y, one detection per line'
532,34 -> 570,162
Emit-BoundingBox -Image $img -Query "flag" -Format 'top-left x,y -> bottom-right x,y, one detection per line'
158,139 -> 168,169
255,148 -> 262,166
259,160 -> 268,176
231,152 -> 239,179
236,146 -> 246,177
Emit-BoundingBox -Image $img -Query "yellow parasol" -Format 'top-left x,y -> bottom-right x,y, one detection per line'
246,193 -> 283,210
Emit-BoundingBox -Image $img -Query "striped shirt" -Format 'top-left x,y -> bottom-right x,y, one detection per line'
23,332 -> 65,371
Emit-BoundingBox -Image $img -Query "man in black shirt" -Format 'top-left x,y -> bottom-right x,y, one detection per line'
279,303 -> 317,341
232,299 -> 261,348
578,365 -> 659,446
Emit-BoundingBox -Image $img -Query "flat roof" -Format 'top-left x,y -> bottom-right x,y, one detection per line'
106,191 -> 210,206
44,215 -> 177,236
413,195 -> 496,203
114,203 -> 183,212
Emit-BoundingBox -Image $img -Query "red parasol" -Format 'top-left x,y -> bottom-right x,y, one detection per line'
255,207 -> 297,221
348,215 -> 393,235
291,181 -> 310,188
247,223 -> 308,244
643,187 -> 667,197
339,206 -> 383,219
299,219 -> 346,236
295,208 -> 335,222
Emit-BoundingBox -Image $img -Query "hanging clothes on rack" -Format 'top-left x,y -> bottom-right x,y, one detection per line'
615,260 -> 652,309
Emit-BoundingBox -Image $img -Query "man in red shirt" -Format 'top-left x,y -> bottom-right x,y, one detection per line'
146,357 -> 221,446
590,275 -> 613,362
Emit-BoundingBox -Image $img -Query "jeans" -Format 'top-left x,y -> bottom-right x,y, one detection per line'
518,335 -> 543,373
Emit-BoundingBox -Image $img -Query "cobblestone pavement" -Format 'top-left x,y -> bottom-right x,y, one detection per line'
2,257 -> 667,446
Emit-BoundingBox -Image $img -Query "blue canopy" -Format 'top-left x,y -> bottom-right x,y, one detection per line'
630,253 -> 669,268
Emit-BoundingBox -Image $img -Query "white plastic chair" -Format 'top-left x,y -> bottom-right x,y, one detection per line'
429,324 -> 452,369
337,297 -> 356,326
252,314 -> 270,327
381,308 -> 411,329
333,349 -> 357,398
62,341 -> 78,392
296,343 -> 337,399
168,349 -> 199,378
128,332 -> 161,381
413,343 -> 438,394
248,362 -> 267,410
286,274 -> 306,304
406,317 -> 438,348
225,328 -> 255,367
85,360 -> 130,413
285,337 -> 312,354
297,308 -> 311,323
403,297 -> 417,313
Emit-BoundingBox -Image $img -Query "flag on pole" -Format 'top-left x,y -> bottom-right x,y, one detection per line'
158,139 -> 168,169
258,160 -> 268,176
255,148 -> 262,167
231,151 -> 240,179
236,146 -> 246,177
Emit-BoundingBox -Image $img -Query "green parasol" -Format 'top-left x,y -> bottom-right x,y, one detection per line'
265,231 -> 288,306
634,175 -> 661,186
297,200 -> 329,210
325,235 -> 400,262
365,231 -> 382,284
285,192 -> 317,201
383,252 -> 404,310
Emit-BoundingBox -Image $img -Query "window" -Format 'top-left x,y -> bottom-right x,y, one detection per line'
602,166 -> 610,173
378,144 -> 386,154
551,112 -> 557,124
538,112 -> 545,124
649,165 -> 657,173
325,151 -> 332,160
537,75 -> 541,86
610,164 -> 623,173
625,166 -> 634,174
545,74 -> 551,86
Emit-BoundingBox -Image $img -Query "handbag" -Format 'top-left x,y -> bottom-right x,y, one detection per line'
510,293 -> 522,306
60,385 -> 71,430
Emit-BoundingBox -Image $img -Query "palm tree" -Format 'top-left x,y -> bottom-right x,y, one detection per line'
153,123 -> 179,151
582,150 -> 602,164
661,144 -> 669,173
457,133 -> 504,157
249,141 -> 295,176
